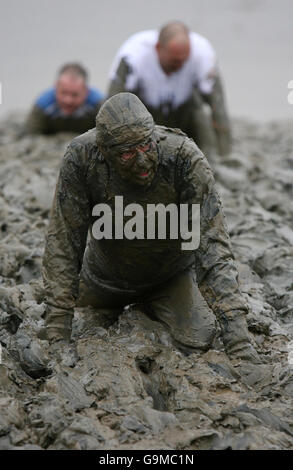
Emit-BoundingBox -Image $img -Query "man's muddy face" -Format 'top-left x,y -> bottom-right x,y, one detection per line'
114,139 -> 158,187
56,73 -> 88,115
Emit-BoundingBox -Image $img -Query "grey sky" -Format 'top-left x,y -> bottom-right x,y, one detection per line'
1,0 -> 293,120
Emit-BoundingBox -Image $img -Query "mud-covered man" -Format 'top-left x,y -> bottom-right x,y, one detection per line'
108,22 -> 231,156
25,63 -> 103,135
43,92 -> 259,363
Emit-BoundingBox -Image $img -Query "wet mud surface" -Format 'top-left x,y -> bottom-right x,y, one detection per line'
0,115 -> 293,450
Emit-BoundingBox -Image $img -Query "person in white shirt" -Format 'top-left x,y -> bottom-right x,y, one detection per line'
108,21 -> 231,156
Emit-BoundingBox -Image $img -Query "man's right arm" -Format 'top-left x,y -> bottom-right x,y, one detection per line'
25,105 -> 49,134
42,143 -> 91,342
107,58 -> 132,97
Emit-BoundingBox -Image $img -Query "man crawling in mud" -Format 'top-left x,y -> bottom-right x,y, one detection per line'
43,92 -> 260,363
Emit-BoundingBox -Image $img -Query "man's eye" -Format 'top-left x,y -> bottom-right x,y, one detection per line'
121,152 -> 135,161
141,144 -> 150,152
137,142 -> 152,153
144,141 -> 155,151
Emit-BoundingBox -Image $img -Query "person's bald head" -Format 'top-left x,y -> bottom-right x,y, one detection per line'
156,22 -> 190,75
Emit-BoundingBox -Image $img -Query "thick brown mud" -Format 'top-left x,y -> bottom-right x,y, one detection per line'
0,115 -> 293,449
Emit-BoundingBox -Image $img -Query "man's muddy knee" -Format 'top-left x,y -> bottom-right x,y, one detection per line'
171,316 -> 217,352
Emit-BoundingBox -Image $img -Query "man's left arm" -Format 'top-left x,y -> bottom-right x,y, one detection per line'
178,140 -> 259,361
201,74 -> 232,156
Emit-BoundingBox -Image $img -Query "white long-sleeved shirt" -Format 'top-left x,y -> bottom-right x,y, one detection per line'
109,30 -> 217,111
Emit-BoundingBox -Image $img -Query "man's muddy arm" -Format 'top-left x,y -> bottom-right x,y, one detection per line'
202,75 -> 232,156
25,105 -> 49,135
178,144 -> 260,359
179,141 -> 247,319
43,145 -> 91,342
107,58 -> 133,97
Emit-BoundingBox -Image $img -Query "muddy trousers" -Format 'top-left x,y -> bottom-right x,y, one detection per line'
77,268 -> 217,352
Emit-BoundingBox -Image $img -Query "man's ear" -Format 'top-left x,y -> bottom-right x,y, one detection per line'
97,144 -> 112,162
96,142 -> 106,155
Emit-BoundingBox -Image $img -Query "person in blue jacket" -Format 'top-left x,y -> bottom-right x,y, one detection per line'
25,63 -> 103,135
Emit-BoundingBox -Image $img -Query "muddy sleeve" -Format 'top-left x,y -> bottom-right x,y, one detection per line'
42,144 -> 91,341
178,140 -> 247,320
25,105 -> 49,135
201,74 -> 232,156
107,58 -> 134,97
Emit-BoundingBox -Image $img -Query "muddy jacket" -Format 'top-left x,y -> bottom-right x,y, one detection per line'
25,87 -> 103,135
43,125 -> 247,338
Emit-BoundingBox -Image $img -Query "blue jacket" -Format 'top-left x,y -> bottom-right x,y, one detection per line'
36,87 -> 103,117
